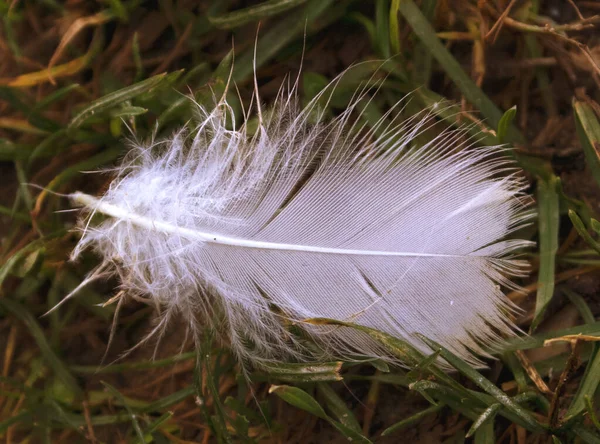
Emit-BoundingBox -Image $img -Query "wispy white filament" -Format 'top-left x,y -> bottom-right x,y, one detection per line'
71,74 -> 532,368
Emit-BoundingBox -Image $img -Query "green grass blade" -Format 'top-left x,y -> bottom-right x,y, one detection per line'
195,339 -> 232,443
395,0 -> 524,143
33,84 -> 84,112
573,424 -> 600,444
0,86 -> 61,132
417,335 -> 546,433
0,204 -> 30,223
0,239 -> 46,287
524,35 -> 556,118
269,385 -> 328,419
109,105 -> 147,118
270,385 -> 371,443
27,129 -> 69,166
563,290 -> 600,422
564,339 -> 600,423
42,146 -> 121,194
531,175 -> 560,331
473,419 -> 495,444
143,411 -> 173,437
502,352 -> 529,392
317,383 -> 362,432
381,403 -> 444,436
0,298 -> 82,397
139,386 -> 195,413
14,160 -> 33,212
0,138 -> 29,162
574,99 -> 600,189
68,71 -> 182,130
208,0 -> 308,29
329,420 -> 372,443
593,219 -> 600,234
411,0 -> 436,86
585,396 -> 600,431
568,210 -> 600,254
0,411 -> 33,434
346,372 -> 410,387
466,404 -> 501,438
50,385 -> 192,430
389,0 -> 401,54
261,361 -> 342,383
375,0 -> 391,57
232,0 -> 336,83
307,318 -> 472,397
70,352 -> 195,374
497,106 -> 517,144
409,380 -> 480,420
47,401 -> 88,438
563,288 -> 596,324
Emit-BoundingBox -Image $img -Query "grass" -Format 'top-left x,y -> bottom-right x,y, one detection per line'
1,0 -> 600,442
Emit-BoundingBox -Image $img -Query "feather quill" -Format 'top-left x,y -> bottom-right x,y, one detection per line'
70,74 -> 532,368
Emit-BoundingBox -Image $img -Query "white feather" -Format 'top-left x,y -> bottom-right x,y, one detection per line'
70,75 -> 532,368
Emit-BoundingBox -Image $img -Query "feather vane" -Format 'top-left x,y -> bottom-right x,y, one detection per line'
71,77 -> 532,367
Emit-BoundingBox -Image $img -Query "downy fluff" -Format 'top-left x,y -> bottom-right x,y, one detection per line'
71,72 -> 531,368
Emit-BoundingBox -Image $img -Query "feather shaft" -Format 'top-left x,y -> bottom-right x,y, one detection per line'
72,192 -> 469,259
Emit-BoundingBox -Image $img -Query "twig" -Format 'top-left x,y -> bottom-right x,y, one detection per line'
485,0 -> 518,43
547,340 -> 582,428
514,350 -> 553,395
566,0 -> 585,21
82,400 -> 98,444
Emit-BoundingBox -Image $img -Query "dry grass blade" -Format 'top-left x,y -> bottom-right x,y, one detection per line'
47,11 -> 115,72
